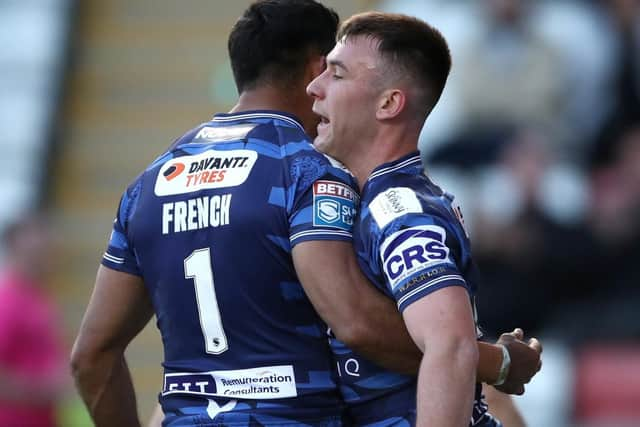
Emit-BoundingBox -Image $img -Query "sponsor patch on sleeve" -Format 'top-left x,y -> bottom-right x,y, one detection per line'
312,180 -> 358,231
380,225 -> 452,291
369,187 -> 422,229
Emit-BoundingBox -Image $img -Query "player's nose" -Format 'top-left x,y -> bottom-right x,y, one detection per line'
306,74 -> 324,100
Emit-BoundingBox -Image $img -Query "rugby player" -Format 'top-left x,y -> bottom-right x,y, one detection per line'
70,2 -> 423,426
307,12 -> 542,426
72,2 -> 541,427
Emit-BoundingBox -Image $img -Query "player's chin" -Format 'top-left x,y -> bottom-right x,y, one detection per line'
312,135 -> 330,154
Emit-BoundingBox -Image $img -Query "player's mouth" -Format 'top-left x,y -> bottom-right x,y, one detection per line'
317,115 -> 330,134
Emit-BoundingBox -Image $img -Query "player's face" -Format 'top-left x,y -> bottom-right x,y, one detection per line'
306,36 -> 381,162
299,54 -> 328,139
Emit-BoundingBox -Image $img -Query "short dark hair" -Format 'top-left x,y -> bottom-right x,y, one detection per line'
338,12 -> 452,117
228,0 -> 339,93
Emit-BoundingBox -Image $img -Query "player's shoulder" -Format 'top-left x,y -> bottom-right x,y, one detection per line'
365,172 -> 446,224
362,152 -> 430,227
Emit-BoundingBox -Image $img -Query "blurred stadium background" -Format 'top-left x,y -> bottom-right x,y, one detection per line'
0,0 -> 638,426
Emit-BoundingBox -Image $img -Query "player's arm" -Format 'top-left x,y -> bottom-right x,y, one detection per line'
147,403 -> 164,427
403,286 -> 478,427
292,240 -> 421,373
71,265 -> 154,427
482,384 -> 527,427
292,241 -> 542,382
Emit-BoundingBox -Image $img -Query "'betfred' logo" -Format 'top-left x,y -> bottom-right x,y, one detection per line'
155,149 -> 257,196
313,180 -> 357,202
312,180 -> 358,231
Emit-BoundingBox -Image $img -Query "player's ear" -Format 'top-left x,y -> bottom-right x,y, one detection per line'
375,88 -> 405,121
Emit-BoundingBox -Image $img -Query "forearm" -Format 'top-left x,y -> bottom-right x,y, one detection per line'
356,338 -> 506,383
416,340 -> 477,427
147,403 -> 165,427
477,342 -> 503,384
482,384 -> 527,427
343,288 -> 421,374
352,333 -> 507,381
71,266 -> 153,427
72,352 -> 141,427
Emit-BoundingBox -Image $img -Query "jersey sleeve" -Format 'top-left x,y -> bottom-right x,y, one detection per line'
287,154 -> 359,247
378,212 -> 470,313
101,179 -> 143,276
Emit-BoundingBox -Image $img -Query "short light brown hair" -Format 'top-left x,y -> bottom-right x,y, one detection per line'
338,12 -> 451,118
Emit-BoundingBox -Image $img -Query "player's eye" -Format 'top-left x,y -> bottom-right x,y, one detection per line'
332,74 -> 343,80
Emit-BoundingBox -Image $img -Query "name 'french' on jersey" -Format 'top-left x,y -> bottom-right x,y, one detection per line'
333,152 -> 496,426
101,111 -> 358,425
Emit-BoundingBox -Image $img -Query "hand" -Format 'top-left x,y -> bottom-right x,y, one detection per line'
494,328 -> 542,395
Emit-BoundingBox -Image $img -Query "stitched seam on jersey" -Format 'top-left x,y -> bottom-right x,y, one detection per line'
103,253 -> 124,264
368,156 -> 421,182
290,229 -> 352,242
396,274 -> 465,307
211,113 -> 304,132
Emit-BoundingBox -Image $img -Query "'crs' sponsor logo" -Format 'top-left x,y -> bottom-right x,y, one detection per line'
155,149 -> 257,196
380,225 -> 452,290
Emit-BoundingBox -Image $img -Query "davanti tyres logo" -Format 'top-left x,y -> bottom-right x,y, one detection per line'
163,162 -> 186,181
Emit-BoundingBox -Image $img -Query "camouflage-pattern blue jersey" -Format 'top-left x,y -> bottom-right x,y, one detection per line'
333,152 -> 500,427
102,111 -> 359,426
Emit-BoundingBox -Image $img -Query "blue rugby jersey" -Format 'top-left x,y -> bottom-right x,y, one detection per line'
101,111 -> 359,425
333,152 -> 496,426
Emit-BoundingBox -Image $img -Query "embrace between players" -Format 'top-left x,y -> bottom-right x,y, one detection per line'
71,1 -> 542,426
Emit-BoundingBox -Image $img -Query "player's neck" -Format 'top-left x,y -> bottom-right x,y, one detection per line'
230,86 -> 305,120
349,129 -> 418,191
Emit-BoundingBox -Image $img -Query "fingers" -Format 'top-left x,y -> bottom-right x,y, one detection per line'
528,337 -> 542,354
498,327 -> 524,342
495,383 -> 525,396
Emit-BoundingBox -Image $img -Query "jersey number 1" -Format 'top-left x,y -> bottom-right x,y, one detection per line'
184,248 -> 229,354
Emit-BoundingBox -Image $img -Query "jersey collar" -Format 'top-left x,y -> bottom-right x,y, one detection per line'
211,110 -> 305,133
366,151 -> 423,184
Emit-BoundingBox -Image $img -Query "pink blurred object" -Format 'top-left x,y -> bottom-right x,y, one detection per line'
574,345 -> 640,425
